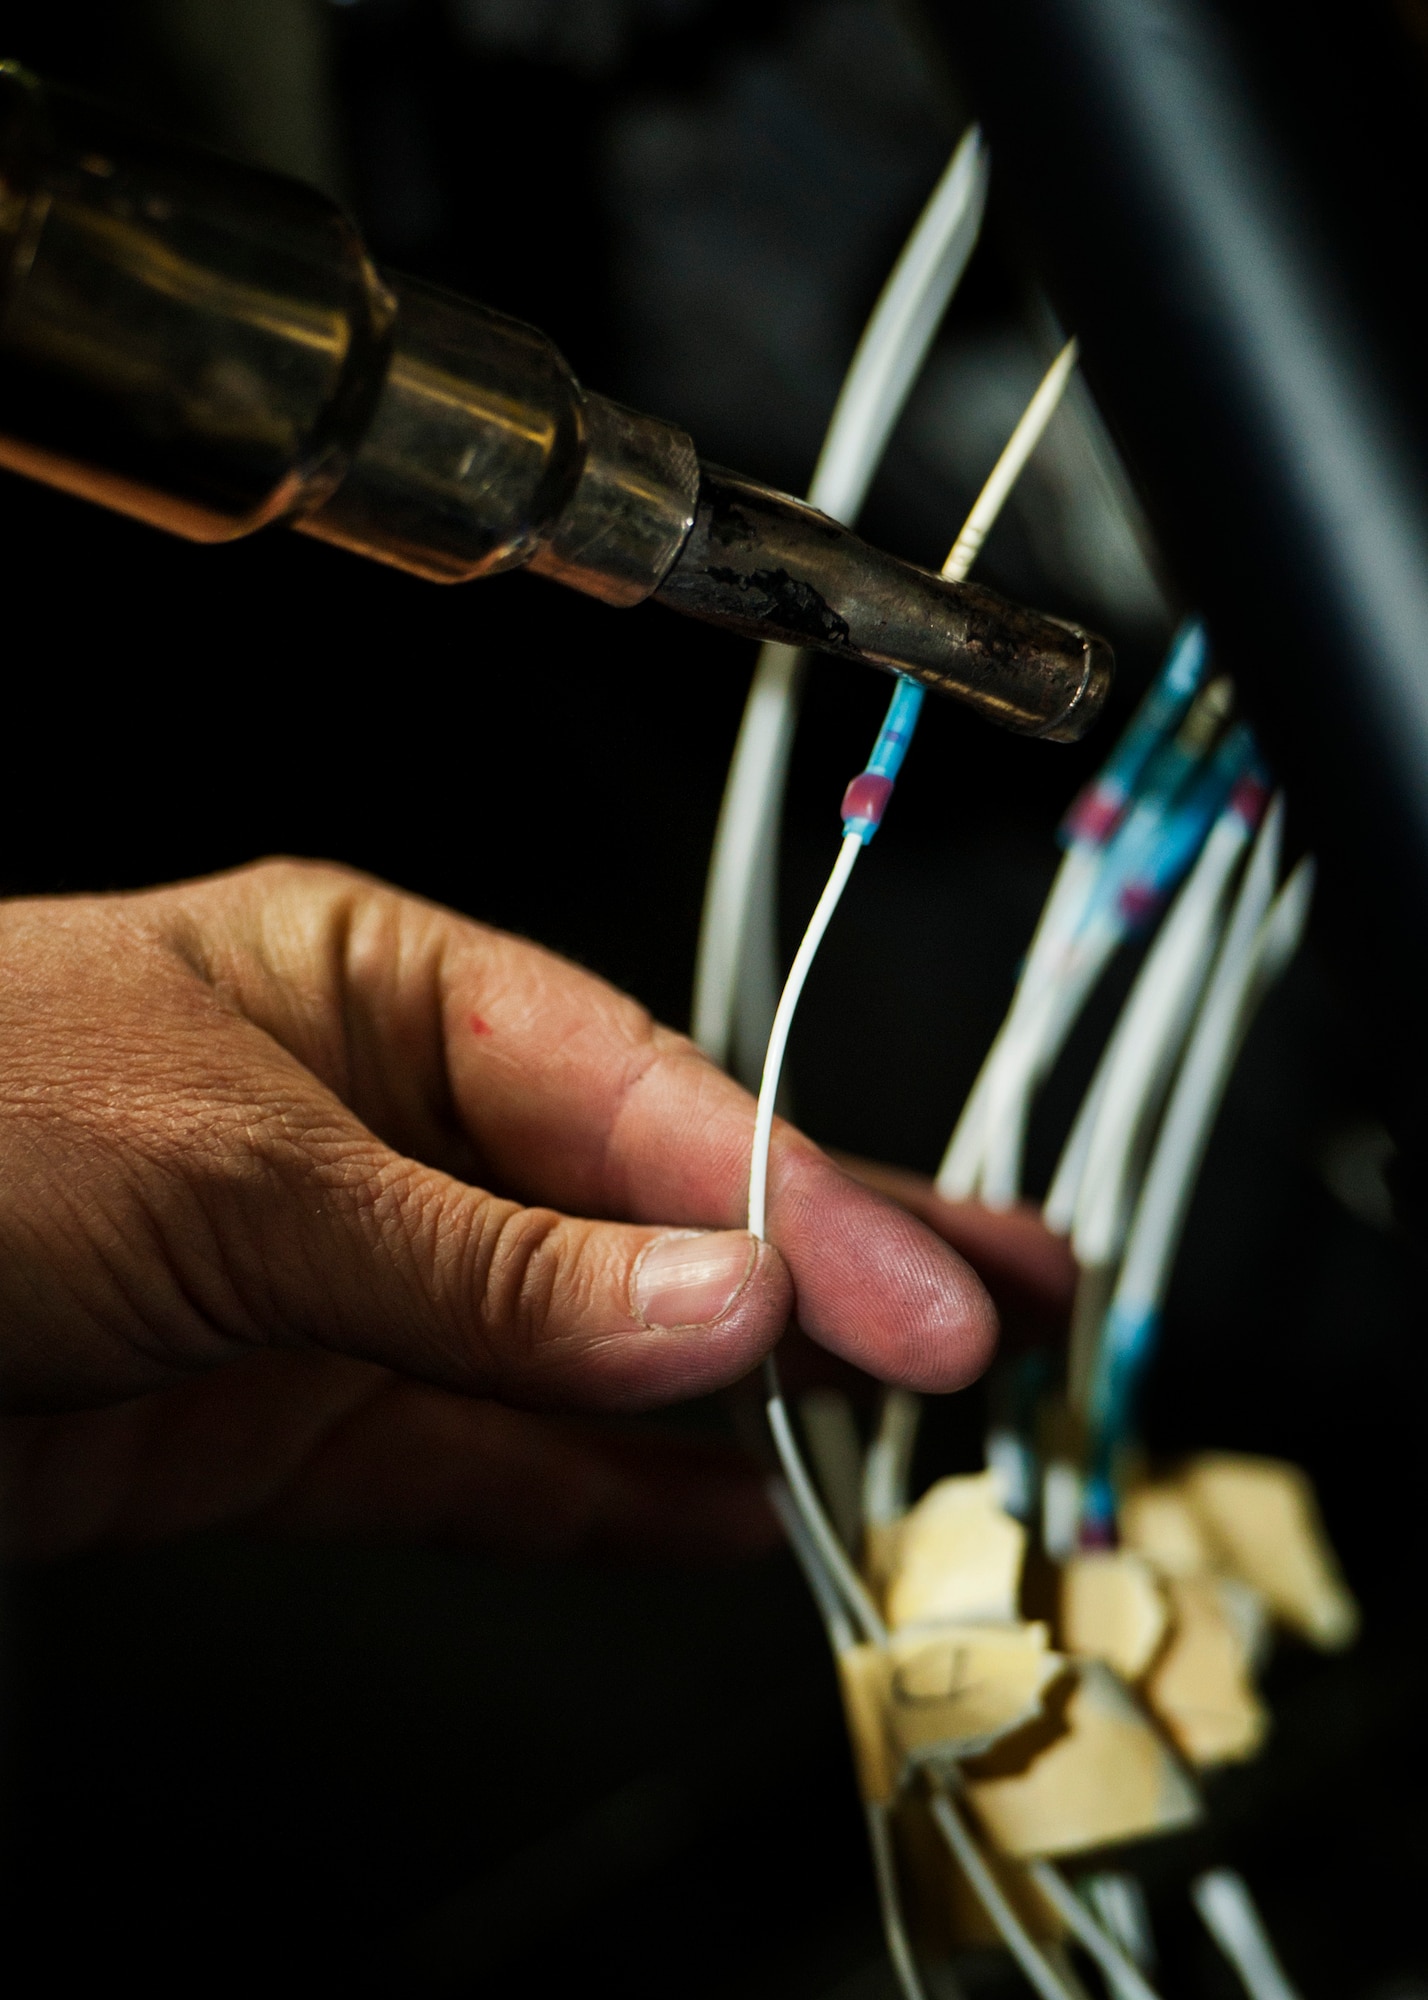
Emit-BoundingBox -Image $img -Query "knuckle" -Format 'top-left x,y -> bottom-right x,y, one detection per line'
469,1201 -> 609,1395
234,856 -> 369,899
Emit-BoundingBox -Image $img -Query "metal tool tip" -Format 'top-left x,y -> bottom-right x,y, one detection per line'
1037,630 -> 1115,743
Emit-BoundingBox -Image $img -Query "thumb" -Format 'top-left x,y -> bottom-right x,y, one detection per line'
224,1132 -> 793,1412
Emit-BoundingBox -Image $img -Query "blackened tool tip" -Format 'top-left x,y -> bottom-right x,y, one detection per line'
656,465 -> 1114,740
1040,631 -> 1115,743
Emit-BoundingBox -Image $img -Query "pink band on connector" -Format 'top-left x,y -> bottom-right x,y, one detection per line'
841,772 -> 895,826
1064,786 -> 1122,846
1118,880 -> 1159,928
1229,773 -> 1269,825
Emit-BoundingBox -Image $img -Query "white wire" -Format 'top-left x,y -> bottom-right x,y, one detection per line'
928,1788 -> 1079,2000
1250,851 -> 1315,993
867,1803 -> 932,2000
939,844 -> 1100,1199
931,324 -> 1087,1206
736,343 -> 1085,1238
862,1388 -> 923,1529
922,333 -> 1085,1209
771,1482 -> 926,2000
811,127 -> 990,525
1043,1054 -> 1110,1233
1114,814 -> 1306,1321
1082,1874 -> 1156,1975
745,835 -> 877,1651
1026,1864 -> 1165,2000
1112,803 -> 1282,1312
766,1393 -> 889,1646
693,642 -> 807,1084
747,344 -> 1083,1642
976,907 -> 1122,1209
747,831 -> 862,1239
770,1482 -> 926,2000
692,128 -> 989,1077
1066,802 -> 1256,1269
768,1477 -> 857,1652
1053,812 -> 1242,1249
1191,1872 -> 1303,2000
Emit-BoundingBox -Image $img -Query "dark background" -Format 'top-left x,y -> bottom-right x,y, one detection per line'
0,4 -> 1424,1995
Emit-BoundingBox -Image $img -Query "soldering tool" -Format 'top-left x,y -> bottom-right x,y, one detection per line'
0,63 -> 1110,742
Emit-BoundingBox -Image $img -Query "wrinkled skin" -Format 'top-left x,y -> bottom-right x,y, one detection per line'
0,861 -> 1072,1563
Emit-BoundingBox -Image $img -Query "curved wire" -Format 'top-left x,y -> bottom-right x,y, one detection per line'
927,1786 -> 1079,2000
692,127 -> 989,1080
747,345 -> 1081,1636
1027,1862 -> 1165,2000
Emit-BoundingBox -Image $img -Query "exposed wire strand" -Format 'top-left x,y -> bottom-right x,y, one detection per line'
941,339 -> 1077,584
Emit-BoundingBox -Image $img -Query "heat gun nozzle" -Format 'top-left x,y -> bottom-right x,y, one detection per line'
0,60 -> 1113,742
655,466 -> 1111,742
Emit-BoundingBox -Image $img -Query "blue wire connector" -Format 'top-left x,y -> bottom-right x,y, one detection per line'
1061,620 -> 1208,850
841,676 -> 925,843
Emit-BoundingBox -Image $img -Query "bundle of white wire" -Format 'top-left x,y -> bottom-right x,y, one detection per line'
936,660 -> 1225,1215
928,774 -> 1313,1996
1048,792 -> 1262,1268
1053,796 -> 1309,1432
930,747 -> 1313,1983
1111,808 -> 1313,1336
936,836 -> 1112,1206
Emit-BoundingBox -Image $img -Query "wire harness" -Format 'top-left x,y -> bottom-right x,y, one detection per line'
700,126 -> 1332,2000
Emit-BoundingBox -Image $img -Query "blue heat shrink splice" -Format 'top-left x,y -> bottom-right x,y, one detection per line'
841,676 -> 927,844
1062,619 -> 1210,850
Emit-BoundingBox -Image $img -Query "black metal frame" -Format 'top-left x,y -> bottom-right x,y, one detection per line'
924,0 -> 1428,1179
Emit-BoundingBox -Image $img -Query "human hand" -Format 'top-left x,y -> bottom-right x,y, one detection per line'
830,1153 -> 1076,1349
0,861 -> 1055,1560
